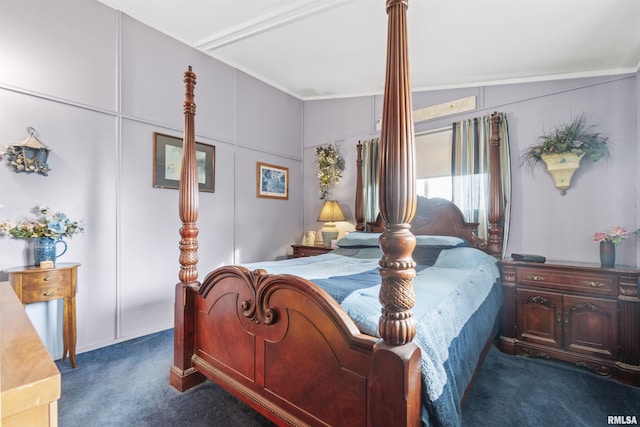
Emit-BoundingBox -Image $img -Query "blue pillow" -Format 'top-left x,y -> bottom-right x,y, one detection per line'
415,235 -> 469,248
336,232 -> 381,248
337,233 -> 468,252
413,236 -> 469,266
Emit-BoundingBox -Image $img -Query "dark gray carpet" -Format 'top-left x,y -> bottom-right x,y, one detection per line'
56,329 -> 639,426
56,330 -> 274,427
462,345 -> 640,426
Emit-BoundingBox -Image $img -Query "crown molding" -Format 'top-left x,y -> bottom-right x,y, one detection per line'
195,0 -> 346,52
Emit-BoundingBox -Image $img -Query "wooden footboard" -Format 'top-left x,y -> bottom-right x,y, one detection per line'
173,267 -> 421,426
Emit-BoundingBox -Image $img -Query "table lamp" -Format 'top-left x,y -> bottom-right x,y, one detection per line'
317,200 -> 346,247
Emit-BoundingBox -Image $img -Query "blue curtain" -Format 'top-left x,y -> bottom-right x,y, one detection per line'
451,113 -> 510,255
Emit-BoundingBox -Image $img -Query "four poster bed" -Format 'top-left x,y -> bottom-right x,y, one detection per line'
170,1 -> 505,426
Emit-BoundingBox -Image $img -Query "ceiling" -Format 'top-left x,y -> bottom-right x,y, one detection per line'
98,0 -> 640,100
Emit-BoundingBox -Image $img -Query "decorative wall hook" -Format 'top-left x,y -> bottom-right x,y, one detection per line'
4,127 -> 51,175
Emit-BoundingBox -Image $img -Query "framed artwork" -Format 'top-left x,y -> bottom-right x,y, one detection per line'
153,132 -> 215,192
256,162 -> 289,200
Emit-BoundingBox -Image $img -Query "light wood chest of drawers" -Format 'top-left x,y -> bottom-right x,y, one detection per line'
1,281 -> 61,426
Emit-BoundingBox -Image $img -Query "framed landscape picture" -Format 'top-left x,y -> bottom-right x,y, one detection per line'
153,132 -> 215,192
256,162 -> 288,200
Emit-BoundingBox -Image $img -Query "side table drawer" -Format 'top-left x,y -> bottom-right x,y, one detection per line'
20,270 -> 71,303
517,267 -> 615,296
297,247 -> 328,257
291,244 -> 333,258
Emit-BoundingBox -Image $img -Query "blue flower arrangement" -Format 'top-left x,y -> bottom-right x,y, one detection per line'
0,205 -> 83,240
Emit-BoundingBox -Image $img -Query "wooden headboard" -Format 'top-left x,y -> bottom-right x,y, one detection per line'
354,112 -> 504,258
367,196 -> 487,249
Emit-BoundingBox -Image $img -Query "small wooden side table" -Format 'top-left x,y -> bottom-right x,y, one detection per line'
4,262 -> 81,368
291,243 -> 334,258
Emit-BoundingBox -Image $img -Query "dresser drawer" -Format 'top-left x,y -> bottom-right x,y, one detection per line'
19,270 -> 71,303
517,267 -> 615,296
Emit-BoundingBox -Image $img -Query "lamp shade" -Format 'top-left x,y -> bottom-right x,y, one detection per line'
317,200 -> 345,247
317,200 -> 346,222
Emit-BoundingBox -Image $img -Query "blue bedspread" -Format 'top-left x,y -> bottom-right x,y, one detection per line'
242,241 -> 501,427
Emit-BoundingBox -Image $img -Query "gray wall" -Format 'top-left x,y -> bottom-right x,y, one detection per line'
0,0 -> 638,359
303,75 -> 639,266
0,0 -> 302,355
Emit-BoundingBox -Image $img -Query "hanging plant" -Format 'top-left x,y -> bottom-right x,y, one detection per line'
521,114 -> 609,194
315,143 -> 345,200
521,114 -> 609,171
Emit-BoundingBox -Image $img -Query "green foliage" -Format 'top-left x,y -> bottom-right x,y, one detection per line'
522,114 -> 609,171
316,143 -> 345,200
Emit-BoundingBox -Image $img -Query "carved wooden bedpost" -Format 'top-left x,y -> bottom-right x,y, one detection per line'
487,112 -> 504,259
355,141 -> 365,231
170,66 -> 205,391
179,65 -> 200,284
377,0 -> 417,346
370,4 -> 421,426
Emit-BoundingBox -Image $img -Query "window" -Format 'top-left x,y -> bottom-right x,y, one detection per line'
415,128 -> 452,200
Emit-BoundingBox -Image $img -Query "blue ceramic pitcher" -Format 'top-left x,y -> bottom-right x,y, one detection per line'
34,237 -> 67,266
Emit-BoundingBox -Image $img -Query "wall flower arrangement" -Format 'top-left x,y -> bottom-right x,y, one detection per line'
0,205 -> 83,240
315,143 -> 345,200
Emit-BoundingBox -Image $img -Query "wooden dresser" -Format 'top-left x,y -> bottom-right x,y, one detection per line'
499,259 -> 640,385
1,281 -> 61,426
290,243 -> 334,258
4,263 -> 80,368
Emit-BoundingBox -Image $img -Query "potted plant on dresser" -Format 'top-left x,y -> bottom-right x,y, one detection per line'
522,114 -> 609,195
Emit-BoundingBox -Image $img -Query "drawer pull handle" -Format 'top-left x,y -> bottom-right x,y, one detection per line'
43,276 -> 52,281
584,281 -> 604,288
526,275 -> 545,281
43,291 -> 53,296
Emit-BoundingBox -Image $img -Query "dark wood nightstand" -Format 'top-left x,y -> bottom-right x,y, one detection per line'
499,259 -> 640,385
4,263 -> 81,368
291,244 -> 334,258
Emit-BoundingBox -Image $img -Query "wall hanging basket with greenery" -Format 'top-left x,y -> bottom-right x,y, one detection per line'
522,114 -> 609,195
